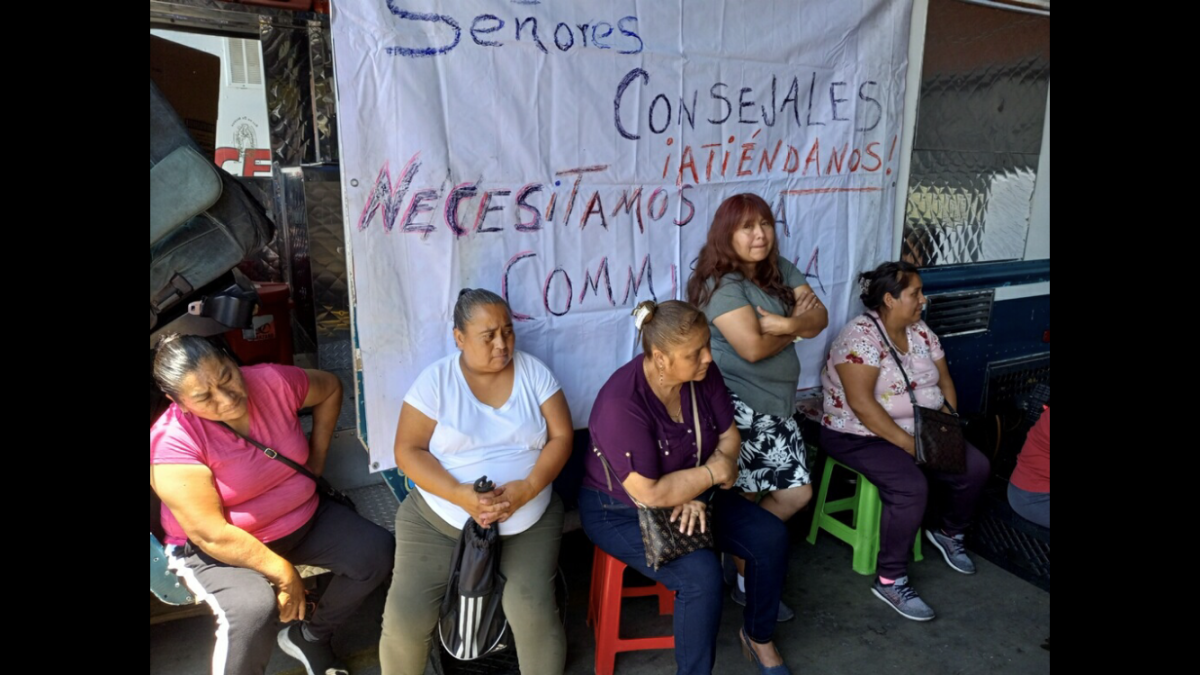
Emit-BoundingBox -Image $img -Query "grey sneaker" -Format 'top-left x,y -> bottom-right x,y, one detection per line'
277,623 -> 349,675
926,529 -> 977,574
731,585 -> 796,622
871,576 -> 935,621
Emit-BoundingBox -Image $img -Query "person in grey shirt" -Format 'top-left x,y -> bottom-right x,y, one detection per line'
686,193 -> 828,620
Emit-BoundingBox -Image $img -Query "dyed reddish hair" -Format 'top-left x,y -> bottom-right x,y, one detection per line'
686,193 -> 794,313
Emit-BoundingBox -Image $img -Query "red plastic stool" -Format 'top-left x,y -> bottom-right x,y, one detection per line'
587,546 -> 675,675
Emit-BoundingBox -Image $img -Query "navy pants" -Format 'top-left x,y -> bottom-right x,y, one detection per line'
820,427 -> 990,580
579,488 -> 788,675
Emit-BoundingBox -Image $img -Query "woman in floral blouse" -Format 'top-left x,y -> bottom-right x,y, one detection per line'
820,261 -> 989,622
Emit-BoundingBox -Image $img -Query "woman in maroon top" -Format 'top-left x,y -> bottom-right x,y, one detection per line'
580,300 -> 794,675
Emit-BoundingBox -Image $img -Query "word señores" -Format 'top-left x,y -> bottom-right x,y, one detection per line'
383,3 -> 643,57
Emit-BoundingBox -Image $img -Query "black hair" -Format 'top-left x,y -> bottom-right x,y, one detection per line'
453,288 -> 510,332
858,261 -> 920,311
152,334 -> 231,398
633,299 -> 708,358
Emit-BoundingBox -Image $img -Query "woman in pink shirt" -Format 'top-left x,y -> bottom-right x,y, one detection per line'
150,335 -> 393,675
820,261 -> 990,622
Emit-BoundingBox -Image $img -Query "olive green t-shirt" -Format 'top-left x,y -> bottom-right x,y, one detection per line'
701,257 -> 807,419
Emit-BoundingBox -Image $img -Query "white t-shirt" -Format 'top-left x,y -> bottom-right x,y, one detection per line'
403,351 -> 561,534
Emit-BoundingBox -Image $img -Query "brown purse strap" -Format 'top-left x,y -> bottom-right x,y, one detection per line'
596,453 -> 648,509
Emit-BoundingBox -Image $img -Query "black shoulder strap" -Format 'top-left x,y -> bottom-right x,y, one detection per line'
865,314 -> 917,407
865,314 -> 956,415
219,421 -> 321,484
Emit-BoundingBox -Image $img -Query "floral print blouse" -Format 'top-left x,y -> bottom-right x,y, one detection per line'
820,311 -> 946,437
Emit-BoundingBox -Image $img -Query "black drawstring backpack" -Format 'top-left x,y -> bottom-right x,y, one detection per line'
438,477 -> 511,661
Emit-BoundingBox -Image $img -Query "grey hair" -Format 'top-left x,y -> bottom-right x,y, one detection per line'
152,334 -> 231,398
453,288 -> 510,332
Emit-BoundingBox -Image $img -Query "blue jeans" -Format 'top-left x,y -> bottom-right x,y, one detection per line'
579,488 -> 788,675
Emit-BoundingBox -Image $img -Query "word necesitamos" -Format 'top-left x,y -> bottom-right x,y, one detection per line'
383,3 -> 643,57
356,158 -> 696,236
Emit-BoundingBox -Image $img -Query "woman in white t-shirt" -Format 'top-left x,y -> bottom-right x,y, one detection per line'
379,288 -> 572,675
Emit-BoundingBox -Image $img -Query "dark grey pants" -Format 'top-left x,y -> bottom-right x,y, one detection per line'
168,499 -> 395,675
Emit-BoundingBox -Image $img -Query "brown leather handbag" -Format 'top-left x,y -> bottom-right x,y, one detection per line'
867,317 -> 967,474
631,500 -> 714,571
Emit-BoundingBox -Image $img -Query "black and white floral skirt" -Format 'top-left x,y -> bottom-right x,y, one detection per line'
729,390 -> 811,493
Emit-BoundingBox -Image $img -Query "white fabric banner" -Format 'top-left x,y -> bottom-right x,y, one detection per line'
332,0 -> 913,470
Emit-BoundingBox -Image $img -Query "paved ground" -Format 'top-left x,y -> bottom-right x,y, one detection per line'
150,511 -> 1051,675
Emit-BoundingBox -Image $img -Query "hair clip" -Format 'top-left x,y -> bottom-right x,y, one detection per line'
632,304 -> 652,330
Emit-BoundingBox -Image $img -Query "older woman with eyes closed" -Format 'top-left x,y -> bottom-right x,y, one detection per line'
150,334 -> 394,675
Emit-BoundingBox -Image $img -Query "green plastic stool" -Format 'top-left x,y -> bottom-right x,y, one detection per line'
806,456 -> 923,575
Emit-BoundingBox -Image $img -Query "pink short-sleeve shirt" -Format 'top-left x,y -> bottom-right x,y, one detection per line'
150,364 -> 318,546
821,312 -> 946,437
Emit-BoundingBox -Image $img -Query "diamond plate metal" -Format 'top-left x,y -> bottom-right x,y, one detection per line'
905,0 -> 1049,267
308,23 -> 338,164
319,339 -> 354,374
262,20 -> 315,166
272,166 -> 351,421
275,167 -> 318,357
344,483 -> 400,534
302,168 -> 349,338
903,151 -> 1036,265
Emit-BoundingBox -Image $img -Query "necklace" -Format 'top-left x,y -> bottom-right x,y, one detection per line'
886,325 -> 910,355
667,393 -> 683,422
645,359 -> 684,422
